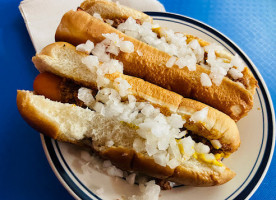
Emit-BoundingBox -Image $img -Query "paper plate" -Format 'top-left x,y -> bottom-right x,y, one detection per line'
41,12 -> 275,200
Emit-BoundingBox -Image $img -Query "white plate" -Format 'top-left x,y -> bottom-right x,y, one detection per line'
41,12 -> 275,200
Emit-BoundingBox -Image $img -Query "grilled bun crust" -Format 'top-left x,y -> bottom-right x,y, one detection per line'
80,0 -> 152,23
32,42 -> 240,153
17,90 -> 235,186
55,9 -> 257,121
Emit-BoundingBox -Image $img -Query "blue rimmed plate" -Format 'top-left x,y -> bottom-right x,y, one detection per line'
41,12 -> 275,200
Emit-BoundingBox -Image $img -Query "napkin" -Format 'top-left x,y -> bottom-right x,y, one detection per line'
19,0 -> 165,52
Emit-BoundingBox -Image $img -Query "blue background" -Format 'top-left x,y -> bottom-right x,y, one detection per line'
0,0 -> 275,199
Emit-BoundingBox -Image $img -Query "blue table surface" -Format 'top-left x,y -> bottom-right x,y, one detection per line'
0,0 -> 275,199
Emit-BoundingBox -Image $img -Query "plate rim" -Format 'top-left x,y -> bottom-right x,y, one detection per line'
40,11 -> 275,200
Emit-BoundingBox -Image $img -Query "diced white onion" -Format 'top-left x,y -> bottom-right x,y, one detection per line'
190,107 -> 209,123
200,73 -> 212,87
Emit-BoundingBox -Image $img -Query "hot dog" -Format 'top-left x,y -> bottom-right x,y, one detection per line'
17,42 -> 240,187
55,0 -> 257,121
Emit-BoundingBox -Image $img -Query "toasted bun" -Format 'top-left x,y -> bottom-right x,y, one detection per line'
80,0 -> 152,23
32,42 -> 240,153
55,10 -> 257,121
17,90 -> 235,186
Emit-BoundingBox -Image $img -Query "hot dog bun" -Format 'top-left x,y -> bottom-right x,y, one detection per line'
17,90 -> 235,186
55,6 -> 257,121
79,0 -> 257,96
32,42 -> 240,153
80,0 -> 152,23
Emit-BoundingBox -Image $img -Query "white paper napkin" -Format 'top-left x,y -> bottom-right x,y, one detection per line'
19,0 -> 165,52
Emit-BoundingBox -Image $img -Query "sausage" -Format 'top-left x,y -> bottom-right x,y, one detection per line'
33,72 -> 62,101
33,72 -> 88,107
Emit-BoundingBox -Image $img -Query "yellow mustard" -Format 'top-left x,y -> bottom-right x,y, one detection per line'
193,153 -> 224,167
120,121 -> 139,130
